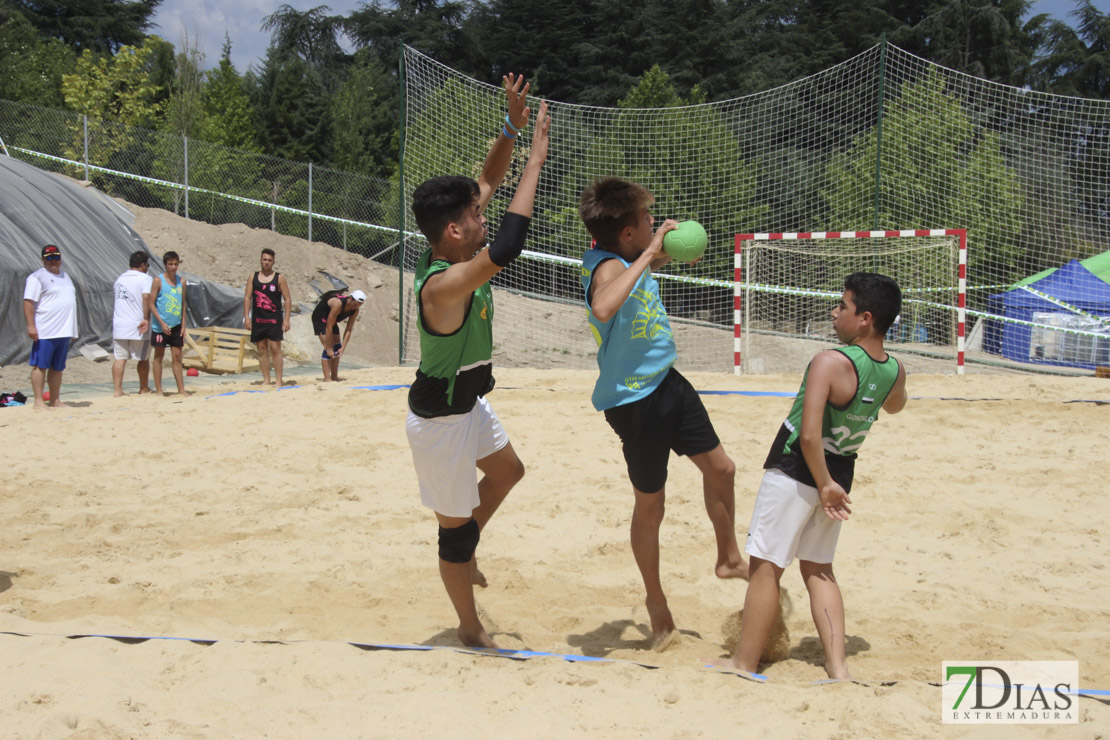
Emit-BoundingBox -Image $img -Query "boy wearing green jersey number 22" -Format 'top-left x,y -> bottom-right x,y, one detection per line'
713,272 -> 908,681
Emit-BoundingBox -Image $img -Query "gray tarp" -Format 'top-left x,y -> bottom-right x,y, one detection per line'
0,156 -> 242,366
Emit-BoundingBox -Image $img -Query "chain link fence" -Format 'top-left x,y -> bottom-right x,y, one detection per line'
0,98 -> 401,266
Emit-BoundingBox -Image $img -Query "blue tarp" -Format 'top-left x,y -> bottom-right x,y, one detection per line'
985,260 -> 1110,369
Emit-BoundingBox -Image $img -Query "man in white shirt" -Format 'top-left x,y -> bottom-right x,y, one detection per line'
112,250 -> 153,397
23,244 -> 78,410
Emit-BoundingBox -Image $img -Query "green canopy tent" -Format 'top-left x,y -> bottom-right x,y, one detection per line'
1012,249 -> 1110,288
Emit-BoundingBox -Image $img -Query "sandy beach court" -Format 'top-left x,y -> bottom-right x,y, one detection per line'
1,367 -> 1108,737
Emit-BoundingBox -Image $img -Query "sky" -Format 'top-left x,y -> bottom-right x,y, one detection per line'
148,0 -> 1095,73
148,0 -> 363,72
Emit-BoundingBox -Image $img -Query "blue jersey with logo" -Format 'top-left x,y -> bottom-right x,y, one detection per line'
152,274 -> 183,331
580,248 -> 676,411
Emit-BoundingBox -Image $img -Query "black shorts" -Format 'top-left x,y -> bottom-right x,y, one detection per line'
251,322 -> 283,343
152,324 -> 184,348
603,368 -> 720,493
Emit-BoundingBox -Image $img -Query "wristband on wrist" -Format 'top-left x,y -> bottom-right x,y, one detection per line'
504,114 -> 522,134
501,125 -> 516,140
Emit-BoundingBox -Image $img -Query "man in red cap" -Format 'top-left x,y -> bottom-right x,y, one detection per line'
23,244 -> 78,409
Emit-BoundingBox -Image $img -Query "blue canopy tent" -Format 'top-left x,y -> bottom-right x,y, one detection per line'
984,260 -> 1110,369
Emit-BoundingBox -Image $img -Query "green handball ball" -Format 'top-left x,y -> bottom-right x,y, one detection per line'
663,220 -> 708,262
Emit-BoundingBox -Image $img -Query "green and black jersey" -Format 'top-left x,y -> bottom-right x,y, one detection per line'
407,249 -> 495,418
764,344 -> 901,493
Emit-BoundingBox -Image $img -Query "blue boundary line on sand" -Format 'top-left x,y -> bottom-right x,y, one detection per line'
2,631 -> 1107,698
97,381 -> 1104,405
202,384 -> 409,399
0,631 -> 653,667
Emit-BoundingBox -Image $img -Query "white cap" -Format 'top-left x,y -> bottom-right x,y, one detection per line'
351,289 -> 367,303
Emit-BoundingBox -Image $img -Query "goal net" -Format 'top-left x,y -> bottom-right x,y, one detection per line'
736,230 -> 966,375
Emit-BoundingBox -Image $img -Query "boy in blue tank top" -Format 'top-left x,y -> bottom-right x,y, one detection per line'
149,251 -> 189,396
713,272 -> 908,680
578,177 -> 748,652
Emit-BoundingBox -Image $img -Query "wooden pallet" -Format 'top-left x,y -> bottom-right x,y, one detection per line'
182,326 -> 259,374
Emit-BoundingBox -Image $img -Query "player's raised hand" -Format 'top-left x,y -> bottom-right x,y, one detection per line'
503,73 -> 531,131
529,100 -> 551,165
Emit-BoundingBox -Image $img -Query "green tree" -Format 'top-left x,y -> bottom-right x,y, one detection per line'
344,0 -> 480,77
188,39 -> 268,229
161,32 -> 207,138
471,0 -> 716,104
204,36 -> 259,151
618,65 -> 706,109
890,0 -> 1038,85
261,4 -> 347,68
0,11 -> 76,106
62,36 -> 165,126
250,49 -> 331,163
330,49 -> 396,177
59,36 -> 166,200
1031,0 -> 1110,98
5,0 -> 163,54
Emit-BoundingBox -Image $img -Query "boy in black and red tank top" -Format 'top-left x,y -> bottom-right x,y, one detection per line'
242,248 -> 291,387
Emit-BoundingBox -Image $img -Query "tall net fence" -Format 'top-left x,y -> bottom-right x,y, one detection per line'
3,41 -> 1107,374
0,99 -> 399,265
400,43 -> 1110,374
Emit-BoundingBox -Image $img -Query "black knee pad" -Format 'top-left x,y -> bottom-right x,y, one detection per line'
438,518 -> 480,563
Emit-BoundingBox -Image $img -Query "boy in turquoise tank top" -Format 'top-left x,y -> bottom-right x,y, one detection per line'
579,177 -> 748,652
404,75 -> 550,650
149,250 -> 189,396
714,272 -> 907,680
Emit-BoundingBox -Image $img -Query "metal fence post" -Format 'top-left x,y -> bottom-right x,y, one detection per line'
397,42 -> 407,364
308,162 -> 313,243
872,33 -> 887,232
83,115 -> 89,182
184,136 -> 190,220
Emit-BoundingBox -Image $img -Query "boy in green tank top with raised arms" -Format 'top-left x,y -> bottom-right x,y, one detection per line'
713,272 -> 907,680
405,74 -> 550,650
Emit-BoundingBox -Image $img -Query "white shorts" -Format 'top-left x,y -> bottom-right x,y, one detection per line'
112,338 -> 150,362
406,396 -> 509,517
744,467 -> 842,568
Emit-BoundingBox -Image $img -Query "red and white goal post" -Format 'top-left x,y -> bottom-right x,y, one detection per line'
734,229 -> 967,375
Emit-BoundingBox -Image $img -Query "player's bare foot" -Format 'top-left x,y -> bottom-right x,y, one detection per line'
826,663 -> 851,680
469,559 -> 488,588
113,390 -> 128,397
49,400 -> 69,408
33,401 -> 51,411
716,557 -> 750,580
653,628 -> 679,652
139,388 -> 153,395
646,598 -> 677,652
458,626 -> 499,650
705,656 -> 765,679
